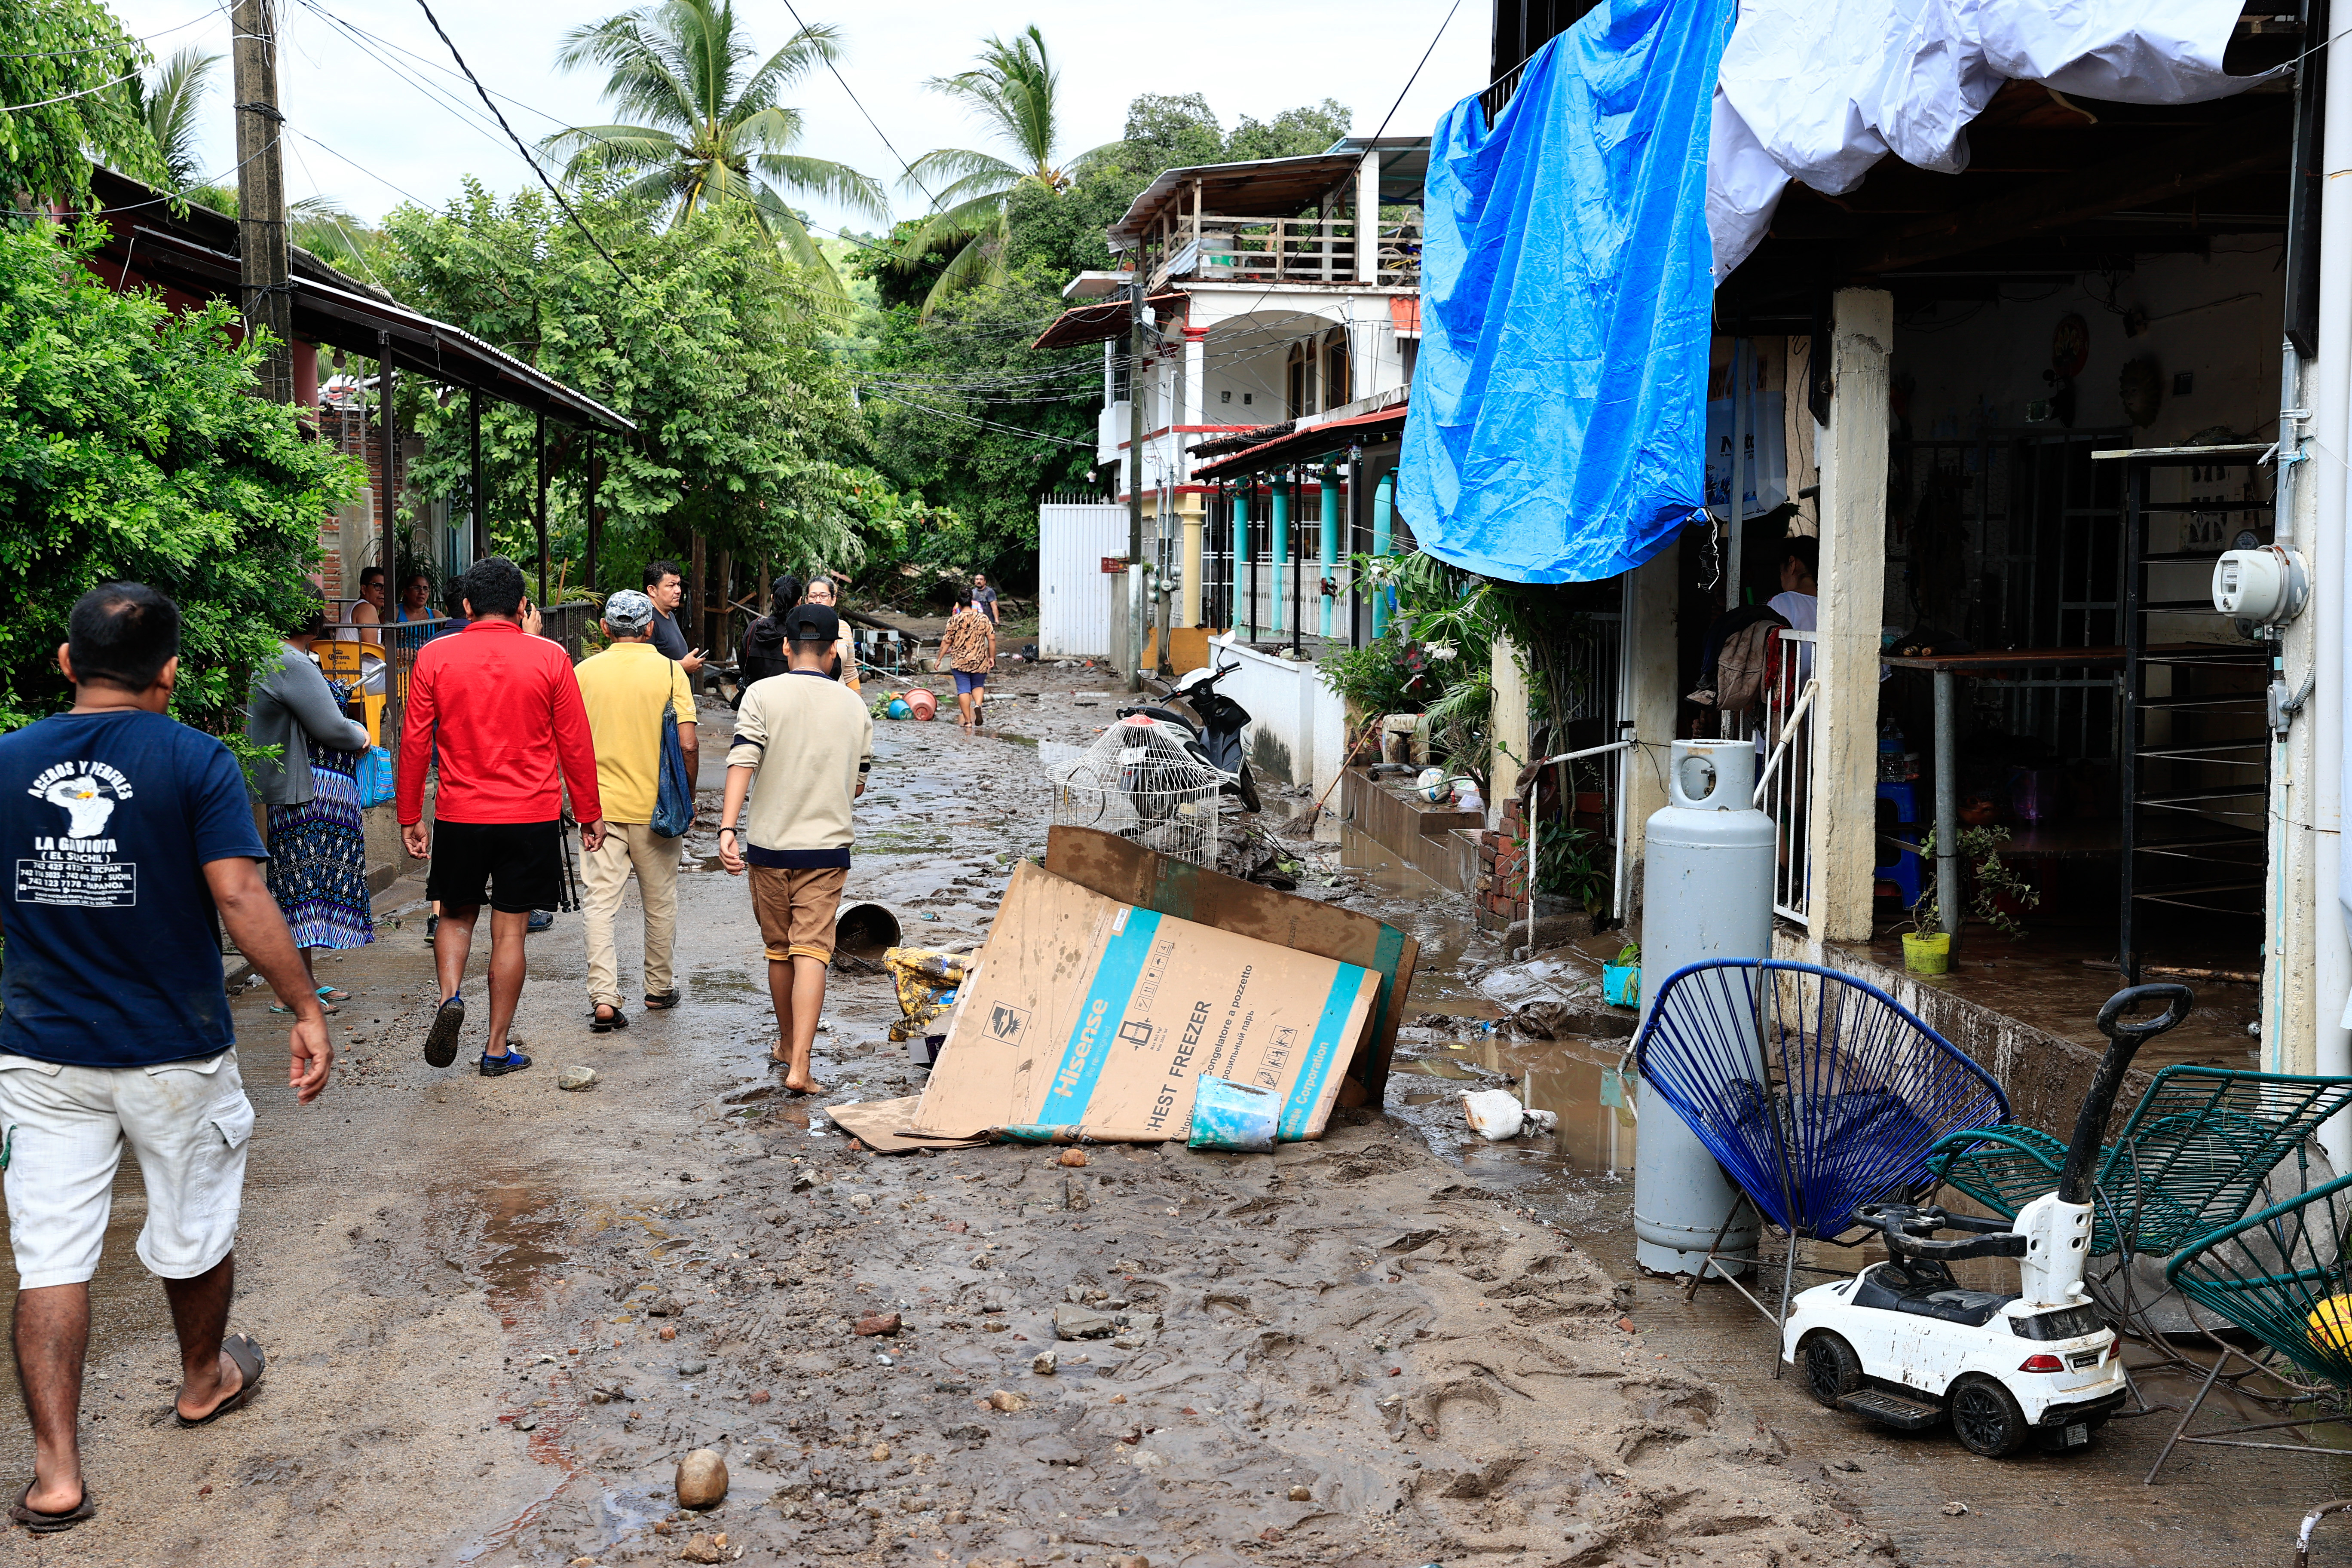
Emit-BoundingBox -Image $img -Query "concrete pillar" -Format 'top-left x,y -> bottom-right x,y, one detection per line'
1356,151 -> 1378,284
1319,465 -> 1341,638
1181,498 -> 1204,629
1271,481 -> 1290,634
1491,634 -> 1532,831
1803,288 -> 1893,952
1619,539 -> 1680,923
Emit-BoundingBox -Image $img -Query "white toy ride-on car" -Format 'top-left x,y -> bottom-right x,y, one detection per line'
1780,983 -> 2191,1457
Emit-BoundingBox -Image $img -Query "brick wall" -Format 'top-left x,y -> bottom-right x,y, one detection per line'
317,406 -> 388,600
1473,796 -> 1528,933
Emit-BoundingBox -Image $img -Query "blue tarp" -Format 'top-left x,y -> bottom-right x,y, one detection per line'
1396,0 -> 1733,584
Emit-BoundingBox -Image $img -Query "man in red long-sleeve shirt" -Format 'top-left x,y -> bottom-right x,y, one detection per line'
396,557 -> 605,1077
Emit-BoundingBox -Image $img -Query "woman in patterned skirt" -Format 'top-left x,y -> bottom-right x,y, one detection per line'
248,596 -> 377,1007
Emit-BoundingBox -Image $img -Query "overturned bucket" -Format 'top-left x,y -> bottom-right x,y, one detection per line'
1188,1076 -> 1280,1153
834,902 -> 902,965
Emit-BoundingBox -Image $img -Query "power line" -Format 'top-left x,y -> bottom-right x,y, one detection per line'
2,5 -> 224,59
1369,0 -> 1465,143
772,0 -> 940,209
407,0 -> 641,295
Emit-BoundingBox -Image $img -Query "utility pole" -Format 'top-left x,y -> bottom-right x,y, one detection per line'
1125,274 -> 1148,691
231,0 -> 292,402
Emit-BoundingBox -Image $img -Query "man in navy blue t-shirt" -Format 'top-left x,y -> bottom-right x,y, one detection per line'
0,584 -> 332,1533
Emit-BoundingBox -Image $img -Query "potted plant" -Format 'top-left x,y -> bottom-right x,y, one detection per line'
1903,825 -> 2039,975
1603,942 -> 1640,1007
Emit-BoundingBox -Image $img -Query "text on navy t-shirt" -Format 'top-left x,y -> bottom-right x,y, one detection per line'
0,709 -> 267,1068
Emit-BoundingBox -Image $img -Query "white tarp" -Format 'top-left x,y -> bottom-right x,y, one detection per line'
1708,0 -> 2278,278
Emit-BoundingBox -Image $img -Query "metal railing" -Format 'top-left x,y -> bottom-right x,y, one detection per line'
1752,629 -> 1817,925
1145,214 -> 1423,289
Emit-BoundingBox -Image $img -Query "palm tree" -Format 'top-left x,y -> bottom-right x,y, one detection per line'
127,46 -> 219,192
898,26 -> 1108,317
543,0 -> 885,300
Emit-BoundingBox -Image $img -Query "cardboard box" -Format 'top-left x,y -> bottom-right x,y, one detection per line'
911,860 -> 1381,1142
1041,825 -> 1418,1109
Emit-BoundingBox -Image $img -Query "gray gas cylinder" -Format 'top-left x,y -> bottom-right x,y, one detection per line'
1633,739 -> 1776,1276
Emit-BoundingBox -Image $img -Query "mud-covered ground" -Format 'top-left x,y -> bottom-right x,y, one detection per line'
0,653 -> 2306,1567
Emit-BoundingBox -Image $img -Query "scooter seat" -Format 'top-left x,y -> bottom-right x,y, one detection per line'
1852,1266 -> 2017,1328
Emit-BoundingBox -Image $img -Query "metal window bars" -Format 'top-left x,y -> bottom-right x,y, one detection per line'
1752,629 -> 1818,925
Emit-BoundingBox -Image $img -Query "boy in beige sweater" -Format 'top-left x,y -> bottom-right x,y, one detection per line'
717,606 -> 873,1091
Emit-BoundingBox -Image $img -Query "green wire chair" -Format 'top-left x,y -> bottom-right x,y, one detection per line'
1926,1067 -> 2352,1259
2150,1167 -> 2352,1494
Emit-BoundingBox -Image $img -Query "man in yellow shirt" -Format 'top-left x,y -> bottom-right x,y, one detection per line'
573,589 -> 697,1031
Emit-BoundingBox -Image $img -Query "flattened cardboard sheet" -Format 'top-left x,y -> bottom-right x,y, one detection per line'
911,862 -> 1380,1142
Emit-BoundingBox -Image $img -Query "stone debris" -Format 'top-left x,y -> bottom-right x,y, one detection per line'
1053,1303 -> 1115,1340
853,1311 -> 901,1337
987,1388 -> 1029,1412
674,1449 -> 728,1508
1030,1348 -> 1057,1375
556,1065 -> 600,1091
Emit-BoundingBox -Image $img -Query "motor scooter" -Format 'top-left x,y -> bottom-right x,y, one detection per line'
1117,659 -> 1262,813
1781,983 -> 2192,1457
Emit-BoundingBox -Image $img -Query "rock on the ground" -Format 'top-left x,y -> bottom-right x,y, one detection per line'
679,1533 -> 723,1564
675,1448 -> 729,1508
1053,1303 -> 1114,1340
854,1311 -> 901,1337
556,1065 -> 600,1091
1031,1348 -> 1057,1375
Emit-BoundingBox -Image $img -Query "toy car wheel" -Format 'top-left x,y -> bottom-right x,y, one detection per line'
1948,1375 -> 2032,1457
1800,1332 -> 1864,1409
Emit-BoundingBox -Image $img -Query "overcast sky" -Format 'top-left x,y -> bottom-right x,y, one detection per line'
109,0 -> 1484,234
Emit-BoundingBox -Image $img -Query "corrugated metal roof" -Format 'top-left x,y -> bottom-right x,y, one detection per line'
1192,403 -> 1407,478
84,168 -> 635,433
1029,291 -> 1188,351
1107,139 -> 1433,251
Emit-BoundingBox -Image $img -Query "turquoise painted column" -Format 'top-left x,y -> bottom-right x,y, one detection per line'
1270,479 -> 1290,635
1371,472 -> 1394,639
1319,464 -> 1340,638
1233,489 -> 1252,639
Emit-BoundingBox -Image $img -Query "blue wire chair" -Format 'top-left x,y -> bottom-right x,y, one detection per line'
1634,960 -> 2011,1335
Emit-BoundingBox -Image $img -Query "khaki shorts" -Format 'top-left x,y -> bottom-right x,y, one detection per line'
0,1050 -> 253,1289
750,865 -> 848,963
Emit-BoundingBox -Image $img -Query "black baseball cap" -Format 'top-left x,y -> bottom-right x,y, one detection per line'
784,605 -> 839,644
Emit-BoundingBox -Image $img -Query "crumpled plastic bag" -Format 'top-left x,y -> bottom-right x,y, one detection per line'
884,946 -> 968,1042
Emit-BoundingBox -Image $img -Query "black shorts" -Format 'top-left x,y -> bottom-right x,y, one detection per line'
426,820 -> 562,913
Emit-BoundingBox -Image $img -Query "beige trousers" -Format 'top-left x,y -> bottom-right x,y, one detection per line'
582,821 -> 682,1008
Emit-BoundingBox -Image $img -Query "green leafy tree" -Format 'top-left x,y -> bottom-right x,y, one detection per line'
1225,98 -> 1352,162
897,25 -> 1111,317
1,0 -> 162,202
542,0 -> 884,305
0,219 -> 360,734
1120,92 -> 1223,172
383,178 -> 871,593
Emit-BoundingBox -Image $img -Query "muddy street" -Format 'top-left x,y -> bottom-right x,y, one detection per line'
0,660 -> 2327,1568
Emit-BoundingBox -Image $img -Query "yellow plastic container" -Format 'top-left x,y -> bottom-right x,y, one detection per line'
1902,932 -> 1951,976
2309,1293 -> 2352,1354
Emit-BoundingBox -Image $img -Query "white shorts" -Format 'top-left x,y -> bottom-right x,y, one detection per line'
0,1051 -> 255,1289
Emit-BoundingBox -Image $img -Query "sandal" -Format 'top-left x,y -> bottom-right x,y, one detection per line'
175,1333 -> 264,1427
590,1005 -> 629,1033
642,991 -> 680,1011
9,1481 -> 94,1533
272,998 -> 338,1017
315,985 -> 352,1004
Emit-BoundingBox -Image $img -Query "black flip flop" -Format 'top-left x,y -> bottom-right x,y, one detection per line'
10,1481 -> 94,1534
423,993 -> 466,1068
590,1006 -> 629,1033
642,991 -> 680,1011
175,1333 -> 264,1428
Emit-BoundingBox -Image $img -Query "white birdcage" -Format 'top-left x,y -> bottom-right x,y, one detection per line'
1050,717 -> 1223,868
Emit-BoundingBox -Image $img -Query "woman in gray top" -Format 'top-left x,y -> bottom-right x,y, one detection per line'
247,596 -> 376,1010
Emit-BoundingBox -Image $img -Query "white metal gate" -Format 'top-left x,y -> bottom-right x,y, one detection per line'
1038,496 -> 1126,658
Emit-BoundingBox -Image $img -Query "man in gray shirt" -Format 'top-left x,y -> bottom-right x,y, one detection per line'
642,559 -> 705,677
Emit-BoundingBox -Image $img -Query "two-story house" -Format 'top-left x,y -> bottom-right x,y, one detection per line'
1033,136 -> 1426,641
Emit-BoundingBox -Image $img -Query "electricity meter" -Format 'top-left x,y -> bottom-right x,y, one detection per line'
2212,545 -> 2307,627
